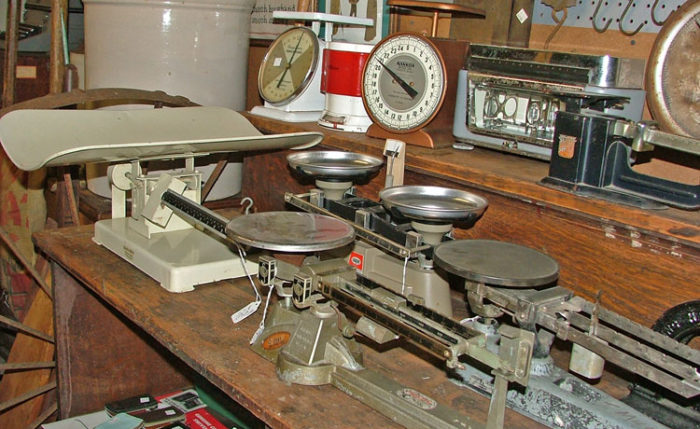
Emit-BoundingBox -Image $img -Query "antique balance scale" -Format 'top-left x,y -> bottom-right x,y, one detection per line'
132,146 -> 692,428
236,151 -> 698,429
1,107 -> 697,428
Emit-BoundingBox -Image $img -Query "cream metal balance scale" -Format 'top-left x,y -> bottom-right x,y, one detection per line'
0,106 -> 322,293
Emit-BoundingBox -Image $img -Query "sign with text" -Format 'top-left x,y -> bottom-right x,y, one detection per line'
250,0 -> 297,39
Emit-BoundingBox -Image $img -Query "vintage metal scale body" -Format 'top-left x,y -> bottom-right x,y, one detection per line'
246,150 -> 698,429
452,44 -> 646,160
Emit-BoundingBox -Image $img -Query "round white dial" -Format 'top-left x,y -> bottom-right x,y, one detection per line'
362,33 -> 446,133
258,26 -> 319,105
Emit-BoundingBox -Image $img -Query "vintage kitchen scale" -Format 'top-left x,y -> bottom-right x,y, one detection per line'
361,0 -> 486,147
450,35 -> 699,209
0,106 -> 322,293
250,11 -> 374,123
250,10 -> 377,130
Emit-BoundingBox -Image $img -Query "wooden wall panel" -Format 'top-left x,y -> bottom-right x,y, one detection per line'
0,51 -> 50,103
53,264 -> 191,417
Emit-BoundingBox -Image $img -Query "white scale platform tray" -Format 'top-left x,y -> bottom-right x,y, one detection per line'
94,218 -> 257,293
0,106 -> 323,293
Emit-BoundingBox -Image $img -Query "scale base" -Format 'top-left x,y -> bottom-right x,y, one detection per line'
367,124 -> 457,149
249,105 -> 322,123
318,93 -> 372,133
318,109 -> 372,132
540,176 -> 669,210
93,218 -> 257,293
252,300 -> 482,429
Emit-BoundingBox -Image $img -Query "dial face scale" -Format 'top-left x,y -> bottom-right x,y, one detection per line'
258,26 -> 319,105
362,33 -> 447,133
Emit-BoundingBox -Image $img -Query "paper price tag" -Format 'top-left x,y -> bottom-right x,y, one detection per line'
231,301 -> 261,324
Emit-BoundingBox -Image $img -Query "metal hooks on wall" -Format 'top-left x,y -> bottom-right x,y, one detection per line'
651,0 -> 671,25
592,0 -> 613,32
534,0 -> 687,35
619,0 -> 645,35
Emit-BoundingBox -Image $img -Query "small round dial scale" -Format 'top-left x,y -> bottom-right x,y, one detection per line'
259,26 -> 319,105
251,11 -> 375,124
362,33 -> 447,147
361,1 -> 485,148
251,25 -> 325,122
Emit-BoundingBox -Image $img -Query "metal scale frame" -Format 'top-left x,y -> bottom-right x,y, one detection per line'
258,150 -> 699,429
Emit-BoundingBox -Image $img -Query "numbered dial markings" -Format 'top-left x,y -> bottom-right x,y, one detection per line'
259,27 -> 319,105
362,34 -> 446,132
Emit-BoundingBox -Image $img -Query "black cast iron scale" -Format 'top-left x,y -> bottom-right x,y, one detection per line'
542,111 -> 700,210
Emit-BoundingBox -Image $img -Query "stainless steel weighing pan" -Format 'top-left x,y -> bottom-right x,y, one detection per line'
379,185 -> 488,223
287,151 -> 383,180
226,211 -> 355,252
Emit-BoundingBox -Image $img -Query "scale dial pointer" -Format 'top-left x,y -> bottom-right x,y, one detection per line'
277,34 -> 305,89
378,60 -> 418,99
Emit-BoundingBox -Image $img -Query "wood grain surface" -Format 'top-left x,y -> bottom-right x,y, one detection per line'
35,226 -> 548,428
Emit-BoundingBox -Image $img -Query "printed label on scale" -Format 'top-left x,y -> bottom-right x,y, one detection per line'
262,331 -> 291,350
348,251 -> 364,270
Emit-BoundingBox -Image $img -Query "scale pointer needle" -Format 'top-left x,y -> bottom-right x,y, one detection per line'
277,34 -> 304,89
378,60 -> 418,99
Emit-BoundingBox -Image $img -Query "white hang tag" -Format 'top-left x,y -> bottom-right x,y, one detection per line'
231,300 -> 260,324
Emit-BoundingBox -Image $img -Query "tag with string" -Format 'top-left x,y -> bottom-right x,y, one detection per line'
250,284 -> 275,345
230,244 -> 262,324
231,300 -> 260,324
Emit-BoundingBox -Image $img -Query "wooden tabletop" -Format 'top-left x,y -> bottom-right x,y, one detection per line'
243,113 -> 699,248
34,225 -> 548,429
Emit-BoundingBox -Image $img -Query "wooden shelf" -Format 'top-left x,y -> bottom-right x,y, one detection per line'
242,113 -> 698,245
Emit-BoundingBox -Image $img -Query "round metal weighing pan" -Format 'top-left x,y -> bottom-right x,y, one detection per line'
287,151 -> 383,180
225,211 -> 355,252
379,185 -> 488,223
434,239 -> 560,288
